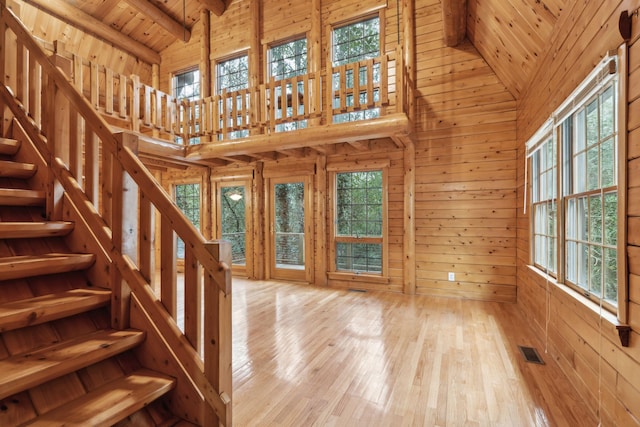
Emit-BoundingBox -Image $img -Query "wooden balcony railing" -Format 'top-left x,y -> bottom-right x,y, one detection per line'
48,43 -> 410,146
0,3 -> 232,425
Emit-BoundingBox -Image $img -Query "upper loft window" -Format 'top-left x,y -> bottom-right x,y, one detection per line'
268,38 -> 308,132
331,16 -> 380,123
216,55 -> 249,140
173,68 -> 200,145
527,54 -> 621,313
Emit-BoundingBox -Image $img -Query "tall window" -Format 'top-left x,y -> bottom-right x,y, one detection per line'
268,38 -> 308,131
175,183 -> 200,259
528,55 -> 621,311
220,186 -> 247,265
173,68 -> 200,145
216,56 -> 249,140
331,16 -> 380,123
563,81 -> 618,305
530,133 -> 557,273
334,170 -> 383,274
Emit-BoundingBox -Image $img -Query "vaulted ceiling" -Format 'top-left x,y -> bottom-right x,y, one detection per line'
17,0 -> 567,100
466,0 -> 567,99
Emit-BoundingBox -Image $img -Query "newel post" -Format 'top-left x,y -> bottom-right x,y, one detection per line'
204,240 -> 233,427
110,132 -> 140,330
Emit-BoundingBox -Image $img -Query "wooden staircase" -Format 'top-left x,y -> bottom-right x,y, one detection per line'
0,136 -> 184,426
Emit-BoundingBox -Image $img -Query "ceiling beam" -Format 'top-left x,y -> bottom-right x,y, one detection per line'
24,0 -> 161,64
441,0 -> 467,47
199,0 -> 226,17
123,0 -> 191,42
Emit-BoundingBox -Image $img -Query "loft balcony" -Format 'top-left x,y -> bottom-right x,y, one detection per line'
61,46 -> 414,165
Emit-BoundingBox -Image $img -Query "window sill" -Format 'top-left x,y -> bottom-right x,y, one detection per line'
526,265 -> 631,347
327,271 -> 390,285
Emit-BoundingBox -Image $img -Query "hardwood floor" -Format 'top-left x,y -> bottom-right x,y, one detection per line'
230,278 -> 598,427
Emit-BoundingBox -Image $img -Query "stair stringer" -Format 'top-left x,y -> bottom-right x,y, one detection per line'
9,119 -> 114,292
130,293 -> 207,425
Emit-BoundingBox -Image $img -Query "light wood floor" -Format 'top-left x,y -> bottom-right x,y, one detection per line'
230,278 -> 597,427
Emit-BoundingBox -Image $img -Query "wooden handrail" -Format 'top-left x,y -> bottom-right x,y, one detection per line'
0,3 -> 231,425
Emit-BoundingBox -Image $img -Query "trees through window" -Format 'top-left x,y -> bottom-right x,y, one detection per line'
334,170 -> 383,274
528,55 -> 621,311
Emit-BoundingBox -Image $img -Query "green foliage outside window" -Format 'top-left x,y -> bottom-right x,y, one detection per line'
335,171 -> 383,274
175,183 -> 200,259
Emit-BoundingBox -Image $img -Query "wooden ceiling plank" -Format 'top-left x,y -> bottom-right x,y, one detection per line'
199,0 -> 226,17
23,0 -> 160,64
441,0 -> 467,47
122,0 -> 191,42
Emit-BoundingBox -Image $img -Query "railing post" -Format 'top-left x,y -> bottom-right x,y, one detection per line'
111,132 -> 140,330
396,45 -> 405,116
204,240 -> 232,427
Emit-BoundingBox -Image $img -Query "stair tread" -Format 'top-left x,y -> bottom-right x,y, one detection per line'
0,253 -> 96,281
0,288 -> 111,333
0,221 -> 75,238
0,329 -> 146,401
0,159 -> 37,179
23,369 -> 175,427
0,188 -> 45,207
0,138 -> 19,155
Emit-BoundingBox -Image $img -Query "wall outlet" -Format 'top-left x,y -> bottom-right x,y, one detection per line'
448,272 -> 455,281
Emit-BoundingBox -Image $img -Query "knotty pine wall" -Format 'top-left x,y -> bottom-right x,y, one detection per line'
10,1 -> 152,82
516,1 -> 640,425
156,0 -> 518,301
413,1 -> 517,302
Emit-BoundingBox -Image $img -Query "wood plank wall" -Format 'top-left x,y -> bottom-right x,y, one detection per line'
156,0 -> 519,302
516,0 -> 640,425
13,1 -> 152,82
413,0 -> 517,302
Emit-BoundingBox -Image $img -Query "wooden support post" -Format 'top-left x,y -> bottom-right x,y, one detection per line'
252,162 -> 265,279
403,0 -> 416,122
315,156 -> 327,286
248,0 -> 260,135
201,9 -> 211,100
152,64 -> 160,138
203,240 -> 232,427
403,139 -> 416,295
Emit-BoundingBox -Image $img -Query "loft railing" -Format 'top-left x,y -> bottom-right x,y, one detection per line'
49,43 -> 410,145
0,3 -> 232,425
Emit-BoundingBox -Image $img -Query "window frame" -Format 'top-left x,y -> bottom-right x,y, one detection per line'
527,51 -> 627,318
328,12 -> 385,124
173,181 -> 202,260
214,53 -> 250,140
265,36 -> 309,132
328,161 -> 389,280
172,66 -> 201,145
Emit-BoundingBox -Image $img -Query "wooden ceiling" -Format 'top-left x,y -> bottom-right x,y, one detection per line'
20,0 -> 227,63
18,0 -> 566,100
466,0 -> 567,99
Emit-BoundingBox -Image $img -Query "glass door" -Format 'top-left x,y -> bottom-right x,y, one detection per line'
218,182 -> 251,276
269,176 -> 311,281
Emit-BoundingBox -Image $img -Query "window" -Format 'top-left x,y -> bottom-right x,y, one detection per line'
530,133 -> 557,273
173,68 -> 200,145
220,186 -> 247,265
563,82 -> 618,305
528,54 -> 621,311
216,55 -> 249,140
331,16 -> 380,123
334,170 -> 384,274
268,38 -> 308,131
175,183 -> 200,259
